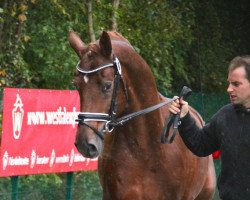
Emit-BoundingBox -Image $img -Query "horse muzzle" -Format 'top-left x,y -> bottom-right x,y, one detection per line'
75,124 -> 104,158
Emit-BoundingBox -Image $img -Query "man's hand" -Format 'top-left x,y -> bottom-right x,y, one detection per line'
169,97 -> 189,118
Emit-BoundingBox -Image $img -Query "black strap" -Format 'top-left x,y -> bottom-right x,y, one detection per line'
108,96 -> 179,128
77,121 -> 105,140
77,97 -> 179,141
161,86 -> 192,144
160,113 -> 180,144
108,56 -> 122,121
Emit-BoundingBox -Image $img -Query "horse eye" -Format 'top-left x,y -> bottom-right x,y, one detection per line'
102,81 -> 113,93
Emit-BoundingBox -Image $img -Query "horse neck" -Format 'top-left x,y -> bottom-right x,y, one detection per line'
113,100 -> 165,160
113,59 -> 165,153
124,56 -> 161,110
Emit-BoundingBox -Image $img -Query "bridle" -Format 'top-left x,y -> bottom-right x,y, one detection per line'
75,56 -> 124,139
75,56 -> 191,143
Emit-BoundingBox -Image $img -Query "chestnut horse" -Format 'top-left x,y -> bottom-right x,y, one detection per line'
69,30 -> 216,200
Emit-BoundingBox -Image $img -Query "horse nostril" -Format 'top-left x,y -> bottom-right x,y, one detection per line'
88,144 -> 97,152
88,144 -> 98,157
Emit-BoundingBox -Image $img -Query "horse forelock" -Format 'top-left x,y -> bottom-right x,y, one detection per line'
88,43 -> 100,52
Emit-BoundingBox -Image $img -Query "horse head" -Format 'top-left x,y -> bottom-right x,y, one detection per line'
69,31 -> 129,158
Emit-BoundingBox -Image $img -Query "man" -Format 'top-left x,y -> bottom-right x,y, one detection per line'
169,55 -> 250,200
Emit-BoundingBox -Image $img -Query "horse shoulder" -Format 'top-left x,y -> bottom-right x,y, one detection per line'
188,106 -> 205,127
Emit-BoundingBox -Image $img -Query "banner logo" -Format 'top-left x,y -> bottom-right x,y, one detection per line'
12,94 -> 24,139
2,151 -> 8,170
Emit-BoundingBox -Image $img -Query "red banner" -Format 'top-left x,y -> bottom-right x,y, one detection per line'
0,88 -> 97,177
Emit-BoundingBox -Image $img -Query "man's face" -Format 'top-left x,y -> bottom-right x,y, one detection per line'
227,66 -> 250,108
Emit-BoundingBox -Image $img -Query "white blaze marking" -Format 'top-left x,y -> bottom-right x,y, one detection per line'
83,75 -> 89,83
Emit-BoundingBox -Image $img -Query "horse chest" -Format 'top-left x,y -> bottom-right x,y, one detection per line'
101,168 -> 170,200
100,155 -> 180,200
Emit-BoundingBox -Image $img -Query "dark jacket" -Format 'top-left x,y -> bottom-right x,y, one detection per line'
179,104 -> 250,200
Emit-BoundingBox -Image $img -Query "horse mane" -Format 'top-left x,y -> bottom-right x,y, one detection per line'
107,31 -> 134,50
107,31 -> 130,43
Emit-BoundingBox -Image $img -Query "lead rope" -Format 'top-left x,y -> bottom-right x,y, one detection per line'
160,86 -> 192,144
108,97 -> 179,127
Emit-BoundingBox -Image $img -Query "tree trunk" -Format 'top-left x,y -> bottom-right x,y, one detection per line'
110,0 -> 120,31
0,0 -> 8,53
86,0 -> 95,42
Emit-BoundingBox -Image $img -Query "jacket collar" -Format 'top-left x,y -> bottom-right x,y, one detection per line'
234,104 -> 250,113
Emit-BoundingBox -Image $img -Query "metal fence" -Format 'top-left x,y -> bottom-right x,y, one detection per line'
0,172 -> 102,200
0,92 -> 227,200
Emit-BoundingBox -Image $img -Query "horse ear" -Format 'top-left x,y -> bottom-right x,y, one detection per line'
99,31 -> 112,57
68,31 -> 86,58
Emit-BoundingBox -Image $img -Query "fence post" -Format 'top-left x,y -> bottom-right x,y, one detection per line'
11,176 -> 19,200
66,172 -> 74,200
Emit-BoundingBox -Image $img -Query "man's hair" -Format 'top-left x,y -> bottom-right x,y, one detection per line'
228,55 -> 250,82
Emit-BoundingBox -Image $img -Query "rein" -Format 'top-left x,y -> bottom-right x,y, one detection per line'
75,56 -> 191,143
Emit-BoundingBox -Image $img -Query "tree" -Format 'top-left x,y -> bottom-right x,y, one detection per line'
1,0 -> 250,93
85,0 -> 96,42
0,0 -> 32,89
110,0 -> 119,31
